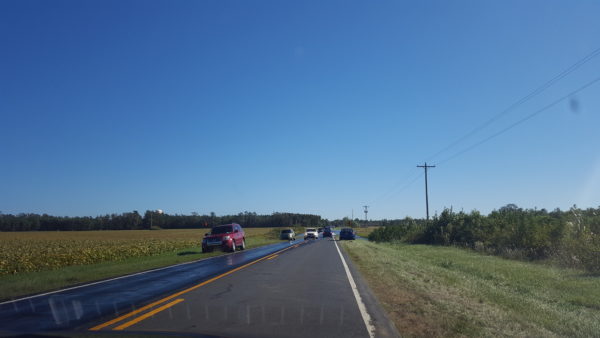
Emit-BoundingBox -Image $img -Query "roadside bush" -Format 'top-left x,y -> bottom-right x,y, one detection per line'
368,204 -> 600,273
368,217 -> 423,242
552,219 -> 600,273
368,226 -> 407,242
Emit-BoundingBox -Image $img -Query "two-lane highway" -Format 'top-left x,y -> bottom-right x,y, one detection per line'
90,237 -> 375,337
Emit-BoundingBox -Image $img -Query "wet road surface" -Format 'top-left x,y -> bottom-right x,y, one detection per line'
91,237 -> 370,337
0,239 -> 304,334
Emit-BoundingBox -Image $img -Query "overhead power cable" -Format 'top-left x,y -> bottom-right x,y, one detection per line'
370,169 -> 423,206
435,75 -> 600,166
425,46 -> 600,163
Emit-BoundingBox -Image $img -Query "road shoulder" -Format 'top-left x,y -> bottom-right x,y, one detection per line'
338,240 -> 401,338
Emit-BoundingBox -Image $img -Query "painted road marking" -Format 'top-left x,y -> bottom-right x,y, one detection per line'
90,242 -> 304,331
114,298 -> 185,330
333,240 -> 375,338
266,254 -> 279,260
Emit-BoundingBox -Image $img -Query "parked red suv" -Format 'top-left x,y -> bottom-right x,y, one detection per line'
202,223 -> 246,253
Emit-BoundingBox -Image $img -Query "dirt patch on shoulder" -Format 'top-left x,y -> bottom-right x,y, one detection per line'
378,285 -> 447,337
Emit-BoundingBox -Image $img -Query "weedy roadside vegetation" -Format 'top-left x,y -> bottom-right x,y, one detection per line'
341,240 -> 600,337
368,204 -> 600,273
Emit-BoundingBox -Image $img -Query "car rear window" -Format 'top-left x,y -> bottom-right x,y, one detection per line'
282,230 -> 292,234
306,228 -> 316,232
212,226 -> 233,234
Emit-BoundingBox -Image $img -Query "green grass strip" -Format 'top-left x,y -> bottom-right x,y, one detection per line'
340,240 -> 600,337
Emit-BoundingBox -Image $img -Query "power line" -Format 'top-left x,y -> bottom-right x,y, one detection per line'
368,172 -> 424,217
369,167 -> 421,205
425,46 -> 600,163
436,75 -> 600,166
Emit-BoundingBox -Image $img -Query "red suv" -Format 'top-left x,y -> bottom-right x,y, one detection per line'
202,223 -> 246,253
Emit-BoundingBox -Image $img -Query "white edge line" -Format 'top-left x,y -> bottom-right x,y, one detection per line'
0,240 -> 298,306
333,240 -> 375,338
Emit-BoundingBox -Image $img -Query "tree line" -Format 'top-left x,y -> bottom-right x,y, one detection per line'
368,204 -> 600,273
0,211 -> 324,231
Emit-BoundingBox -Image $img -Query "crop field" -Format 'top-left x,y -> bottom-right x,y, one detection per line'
0,228 -> 276,275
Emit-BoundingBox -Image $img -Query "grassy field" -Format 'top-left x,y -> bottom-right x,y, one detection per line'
0,228 -> 282,300
340,240 -> 600,337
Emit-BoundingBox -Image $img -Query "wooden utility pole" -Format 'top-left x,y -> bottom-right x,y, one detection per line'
417,162 -> 436,220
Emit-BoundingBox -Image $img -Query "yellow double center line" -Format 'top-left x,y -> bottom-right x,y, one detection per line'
114,298 -> 184,330
90,242 -> 304,331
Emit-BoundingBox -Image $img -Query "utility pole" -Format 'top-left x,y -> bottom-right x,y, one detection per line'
351,209 -> 354,220
417,162 -> 436,220
363,205 -> 369,224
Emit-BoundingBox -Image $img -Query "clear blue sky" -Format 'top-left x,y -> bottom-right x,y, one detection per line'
1,0 -> 599,220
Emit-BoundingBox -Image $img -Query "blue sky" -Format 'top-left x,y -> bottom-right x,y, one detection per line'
1,0 -> 599,220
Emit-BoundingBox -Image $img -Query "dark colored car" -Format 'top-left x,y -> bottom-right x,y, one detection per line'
323,228 -> 333,238
202,223 -> 246,253
318,227 -> 323,233
339,228 -> 356,240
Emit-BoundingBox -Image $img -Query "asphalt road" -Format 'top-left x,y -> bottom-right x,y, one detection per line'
1,233 -> 398,338
88,236 -> 398,338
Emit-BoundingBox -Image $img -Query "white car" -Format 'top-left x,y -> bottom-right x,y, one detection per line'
304,228 -> 319,240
